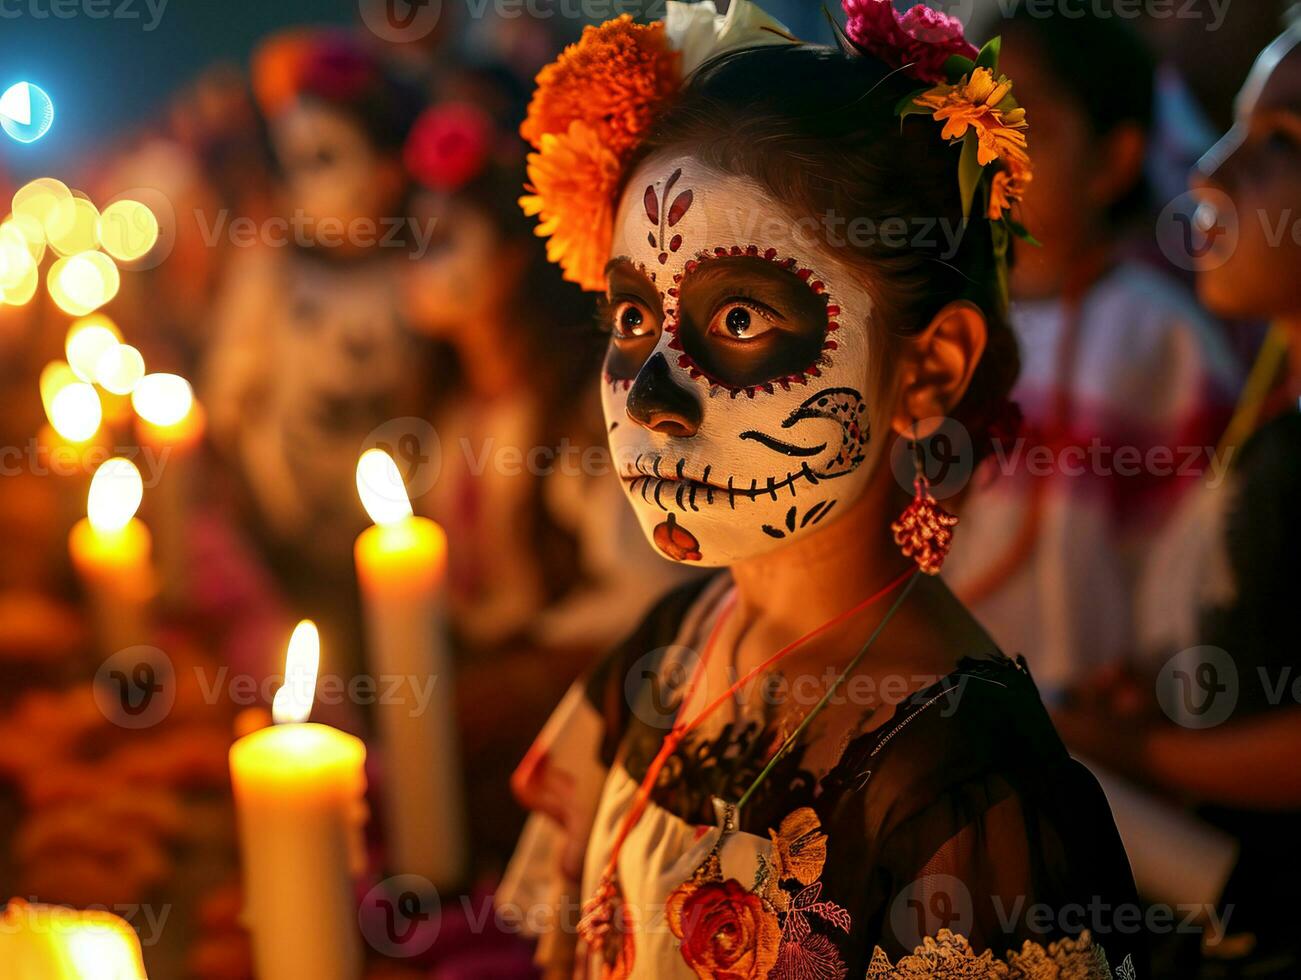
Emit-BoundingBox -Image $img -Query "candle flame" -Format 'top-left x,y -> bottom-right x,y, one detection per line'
131,372 -> 194,426
272,619 -> 320,724
356,448 -> 413,526
50,381 -> 103,442
87,457 -> 143,532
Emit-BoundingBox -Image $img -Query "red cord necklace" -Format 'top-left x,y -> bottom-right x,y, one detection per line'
578,565 -> 920,946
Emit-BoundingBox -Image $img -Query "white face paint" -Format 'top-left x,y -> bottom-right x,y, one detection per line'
602,154 -> 878,566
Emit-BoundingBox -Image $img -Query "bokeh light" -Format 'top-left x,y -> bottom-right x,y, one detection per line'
93,343 -> 146,396
39,360 -> 78,419
49,382 -> 103,443
48,250 -> 121,315
46,196 -> 102,257
66,315 -> 124,382
98,199 -> 160,262
87,457 -> 143,533
131,373 -> 194,426
12,177 -> 72,229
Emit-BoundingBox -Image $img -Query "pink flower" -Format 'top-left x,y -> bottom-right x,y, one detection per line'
842,0 -> 977,83
404,103 -> 493,193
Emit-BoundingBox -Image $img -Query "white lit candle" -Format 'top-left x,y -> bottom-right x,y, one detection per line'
68,457 -> 154,656
0,899 -> 148,979
228,621 -> 367,980
132,373 -> 204,604
354,448 -> 466,889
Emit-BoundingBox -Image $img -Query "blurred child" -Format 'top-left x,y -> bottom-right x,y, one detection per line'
943,3 -> 1240,696
201,31 -> 432,636
399,66 -> 697,865
1060,15 -> 1301,977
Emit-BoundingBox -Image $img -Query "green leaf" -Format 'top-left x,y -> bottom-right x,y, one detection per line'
957,130 -> 983,221
1007,219 -> 1042,247
976,36 -> 1001,72
943,54 -> 974,81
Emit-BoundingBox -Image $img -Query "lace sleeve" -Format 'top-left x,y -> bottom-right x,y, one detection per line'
867,928 -> 1136,979
866,760 -> 1144,978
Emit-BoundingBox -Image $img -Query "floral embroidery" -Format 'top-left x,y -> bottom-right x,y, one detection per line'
764,809 -> 850,980
666,807 -> 850,979
866,928 -> 1127,979
666,867 -> 782,979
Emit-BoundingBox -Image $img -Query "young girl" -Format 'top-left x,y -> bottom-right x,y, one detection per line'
500,2 -> 1141,977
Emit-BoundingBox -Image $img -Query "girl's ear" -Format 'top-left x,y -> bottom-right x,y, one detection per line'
890,301 -> 987,438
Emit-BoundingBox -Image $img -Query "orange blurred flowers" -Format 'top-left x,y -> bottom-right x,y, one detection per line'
915,66 -> 1029,168
519,15 -> 681,291
988,160 -> 1032,219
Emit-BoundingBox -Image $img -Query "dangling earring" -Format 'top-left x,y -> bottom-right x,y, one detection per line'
891,426 -> 959,575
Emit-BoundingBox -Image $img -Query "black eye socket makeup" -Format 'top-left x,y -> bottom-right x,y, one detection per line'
676,255 -> 829,390
602,259 -> 665,382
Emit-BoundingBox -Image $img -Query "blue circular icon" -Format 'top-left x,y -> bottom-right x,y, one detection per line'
1,82 -> 55,144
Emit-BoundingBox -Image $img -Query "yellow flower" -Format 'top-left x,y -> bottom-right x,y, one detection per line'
915,66 -> 1029,167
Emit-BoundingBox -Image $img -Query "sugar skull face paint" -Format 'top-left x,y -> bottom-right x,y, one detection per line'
602,154 -> 878,566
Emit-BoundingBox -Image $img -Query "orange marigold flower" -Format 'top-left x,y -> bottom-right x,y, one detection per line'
520,15 -> 680,158
987,165 -> 1026,219
520,121 -> 624,293
915,66 -> 1029,167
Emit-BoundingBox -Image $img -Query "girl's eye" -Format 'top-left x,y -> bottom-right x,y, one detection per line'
707,301 -> 777,341
611,300 -> 655,339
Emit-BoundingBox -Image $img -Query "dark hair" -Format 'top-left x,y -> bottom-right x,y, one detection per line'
630,43 -> 1019,461
1001,0 -> 1156,221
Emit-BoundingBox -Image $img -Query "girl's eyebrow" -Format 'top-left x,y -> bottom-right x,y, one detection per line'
604,257 -> 658,293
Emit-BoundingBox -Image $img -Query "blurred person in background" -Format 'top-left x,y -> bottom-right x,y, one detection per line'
201,29 -> 434,670
943,1 -> 1240,698
1057,13 -> 1301,977
96,66 -> 278,377
399,61 -> 698,866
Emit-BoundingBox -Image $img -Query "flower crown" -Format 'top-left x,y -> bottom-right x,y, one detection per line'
519,0 -> 1034,293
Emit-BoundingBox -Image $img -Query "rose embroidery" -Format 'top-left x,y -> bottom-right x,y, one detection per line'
667,878 -> 782,979
666,807 -> 849,979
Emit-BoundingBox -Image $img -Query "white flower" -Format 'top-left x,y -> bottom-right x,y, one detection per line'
664,0 -> 797,79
